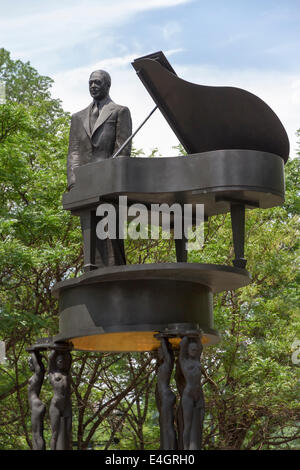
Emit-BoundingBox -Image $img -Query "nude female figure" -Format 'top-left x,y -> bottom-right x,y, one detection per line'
48,350 -> 72,450
155,337 -> 177,450
179,336 -> 205,450
28,351 -> 46,450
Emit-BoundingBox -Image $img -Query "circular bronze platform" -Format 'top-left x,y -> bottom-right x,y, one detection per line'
53,263 -> 251,352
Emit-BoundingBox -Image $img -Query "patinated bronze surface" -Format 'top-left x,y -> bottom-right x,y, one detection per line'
67,70 -> 132,270
28,351 -> 46,450
47,51 -> 289,451
155,331 -> 204,450
67,70 -> 132,189
49,348 -> 72,450
63,150 -> 285,268
155,337 -> 177,450
132,51 -> 289,161
27,341 -> 73,450
53,263 -> 251,351
178,335 -> 204,450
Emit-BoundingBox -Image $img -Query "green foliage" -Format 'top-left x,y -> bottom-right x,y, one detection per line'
0,49 -> 299,450
199,157 -> 300,449
0,50 -> 82,449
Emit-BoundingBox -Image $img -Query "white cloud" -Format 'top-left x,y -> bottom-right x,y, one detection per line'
0,0 -> 191,60
216,32 -> 250,48
162,21 -> 182,40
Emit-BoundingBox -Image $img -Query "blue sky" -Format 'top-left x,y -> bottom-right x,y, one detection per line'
1,0 -> 300,156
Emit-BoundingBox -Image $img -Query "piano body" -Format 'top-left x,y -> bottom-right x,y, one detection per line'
63,51 -> 288,268
54,52 -> 289,351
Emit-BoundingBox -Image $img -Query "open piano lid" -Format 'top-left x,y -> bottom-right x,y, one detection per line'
132,52 -> 289,162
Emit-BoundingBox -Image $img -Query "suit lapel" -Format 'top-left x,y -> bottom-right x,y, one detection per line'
92,100 -> 115,136
82,103 -> 93,138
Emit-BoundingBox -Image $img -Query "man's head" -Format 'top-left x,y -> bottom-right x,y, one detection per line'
89,70 -> 111,101
54,351 -> 71,371
188,340 -> 202,359
56,354 -> 65,370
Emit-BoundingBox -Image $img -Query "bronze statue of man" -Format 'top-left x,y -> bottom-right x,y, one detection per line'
67,70 -> 132,189
28,351 -> 46,450
67,70 -> 132,269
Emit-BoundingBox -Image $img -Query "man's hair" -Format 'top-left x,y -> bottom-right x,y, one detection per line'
89,70 -> 111,89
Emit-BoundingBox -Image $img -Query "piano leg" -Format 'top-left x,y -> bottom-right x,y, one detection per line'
175,238 -> 188,262
80,208 -> 126,271
230,203 -> 247,269
80,210 -> 98,272
175,212 -> 188,262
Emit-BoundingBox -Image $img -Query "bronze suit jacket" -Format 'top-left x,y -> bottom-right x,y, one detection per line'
67,98 -> 132,189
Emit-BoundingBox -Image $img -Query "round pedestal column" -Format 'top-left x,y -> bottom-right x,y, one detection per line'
52,263 -> 251,352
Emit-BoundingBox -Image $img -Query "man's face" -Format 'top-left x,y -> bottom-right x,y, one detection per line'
89,72 -> 109,101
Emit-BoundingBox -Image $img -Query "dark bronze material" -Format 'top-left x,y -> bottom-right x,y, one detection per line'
63,57 -> 287,271
230,202 -> 246,268
62,51 -> 288,272
132,52 -> 289,161
63,150 -> 285,268
67,70 -> 132,189
63,150 -> 285,214
175,347 -> 185,450
27,337 -> 54,351
155,330 -> 204,450
49,347 -> 72,450
67,69 -> 132,270
27,341 -> 73,450
49,51 -> 289,450
79,207 -> 126,271
53,263 -> 250,351
155,336 -> 177,450
28,351 -> 46,450
178,334 -> 204,450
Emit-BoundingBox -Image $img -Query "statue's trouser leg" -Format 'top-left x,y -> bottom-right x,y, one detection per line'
174,207 -> 188,262
175,238 -> 188,262
80,207 -> 126,272
80,210 -> 98,271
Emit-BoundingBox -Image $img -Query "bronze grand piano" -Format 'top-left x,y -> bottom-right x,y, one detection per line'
54,52 -> 289,351
63,51 -> 288,269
